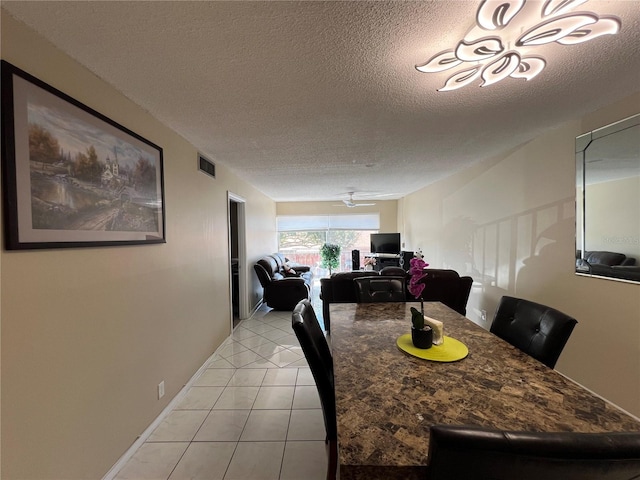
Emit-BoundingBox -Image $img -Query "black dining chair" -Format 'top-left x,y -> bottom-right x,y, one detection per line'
490,296 -> 577,369
425,424 -> 640,480
353,276 -> 406,303
292,300 -> 337,480
418,269 -> 473,315
379,266 -> 407,276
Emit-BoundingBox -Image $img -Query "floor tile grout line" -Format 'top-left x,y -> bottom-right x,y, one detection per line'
221,441 -> 241,480
169,332 -> 257,478
224,343 -> 303,370
220,405 -> 250,477
219,345 -> 288,479
164,440 -> 192,480
114,305 -> 321,480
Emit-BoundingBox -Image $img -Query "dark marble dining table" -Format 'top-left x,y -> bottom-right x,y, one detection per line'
330,301 -> 640,480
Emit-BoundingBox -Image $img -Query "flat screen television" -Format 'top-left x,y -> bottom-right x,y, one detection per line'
370,233 -> 401,255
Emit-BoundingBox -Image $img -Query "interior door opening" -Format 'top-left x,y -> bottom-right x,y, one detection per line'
228,192 -> 247,330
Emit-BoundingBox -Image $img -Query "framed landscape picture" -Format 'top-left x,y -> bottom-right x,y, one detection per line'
1,61 -> 166,250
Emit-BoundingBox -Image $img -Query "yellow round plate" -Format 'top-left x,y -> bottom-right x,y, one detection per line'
396,334 -> 468,362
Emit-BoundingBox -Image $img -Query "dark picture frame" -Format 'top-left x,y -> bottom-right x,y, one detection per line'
1,60 -> 166,250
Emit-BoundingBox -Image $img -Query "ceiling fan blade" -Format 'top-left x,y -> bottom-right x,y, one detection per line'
334,191 -> 379,207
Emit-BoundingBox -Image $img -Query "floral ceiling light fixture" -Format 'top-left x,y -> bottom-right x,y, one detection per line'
416,0 -> 621,91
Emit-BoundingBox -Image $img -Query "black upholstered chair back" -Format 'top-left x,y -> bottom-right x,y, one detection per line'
354,276 -> 406,303
490,296 -> 577,369
256,256 -> 279,279
419,269 -> 473,315
379,266 -> 407,277
292,300 -> 337,479
320,271 -> 380,333
425,424 -> 640,480
253,262 -> 273,288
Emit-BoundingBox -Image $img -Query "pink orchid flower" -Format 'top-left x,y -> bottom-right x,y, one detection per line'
407,257 -> 429,299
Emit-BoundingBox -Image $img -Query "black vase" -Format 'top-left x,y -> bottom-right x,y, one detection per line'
411,326 -> 433,349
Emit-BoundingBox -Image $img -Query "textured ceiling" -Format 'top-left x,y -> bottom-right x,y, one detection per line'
2,1 -> 640,202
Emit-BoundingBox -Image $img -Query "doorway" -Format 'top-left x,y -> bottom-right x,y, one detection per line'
228,192 -> 247,330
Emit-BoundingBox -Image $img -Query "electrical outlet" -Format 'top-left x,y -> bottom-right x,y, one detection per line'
158,381 -> 165,399
480,310 -> 487,324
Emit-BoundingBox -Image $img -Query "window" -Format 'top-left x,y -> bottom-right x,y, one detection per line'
277,214 -> 379,275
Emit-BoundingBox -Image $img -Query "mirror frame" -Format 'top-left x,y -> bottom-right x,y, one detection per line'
575,113 -> 640,284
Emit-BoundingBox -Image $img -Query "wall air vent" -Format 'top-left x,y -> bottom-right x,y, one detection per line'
198,154 -> 216,179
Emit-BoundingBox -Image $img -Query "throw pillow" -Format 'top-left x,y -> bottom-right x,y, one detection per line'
283,263 -> 297,276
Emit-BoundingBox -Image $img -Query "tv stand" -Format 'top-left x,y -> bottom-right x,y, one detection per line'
365,253 -> 401,272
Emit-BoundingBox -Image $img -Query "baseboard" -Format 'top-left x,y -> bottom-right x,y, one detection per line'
103,303 -> 264,480
248,299 -> 264,320
101,347 -> 223,480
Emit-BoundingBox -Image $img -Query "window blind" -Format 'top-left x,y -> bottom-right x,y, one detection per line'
277,214 -> 380,232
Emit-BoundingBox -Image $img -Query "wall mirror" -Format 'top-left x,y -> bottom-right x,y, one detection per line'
576,113 -> 640,283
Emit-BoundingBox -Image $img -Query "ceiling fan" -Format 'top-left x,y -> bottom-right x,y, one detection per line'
334,192 -> 376,208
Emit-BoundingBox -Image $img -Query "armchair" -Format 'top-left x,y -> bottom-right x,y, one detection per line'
254,255 -> 312,310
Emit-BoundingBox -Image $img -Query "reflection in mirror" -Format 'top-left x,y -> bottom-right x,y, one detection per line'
576,113 -> 640,283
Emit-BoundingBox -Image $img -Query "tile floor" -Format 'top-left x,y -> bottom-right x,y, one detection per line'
113,298 -> 328,480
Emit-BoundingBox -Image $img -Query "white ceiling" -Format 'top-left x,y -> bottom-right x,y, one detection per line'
3,0 -> 640,202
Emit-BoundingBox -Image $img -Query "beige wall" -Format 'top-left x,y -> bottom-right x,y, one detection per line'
400,92 -> 640,417
276,200 -> 398,233
1,13 -> 276,479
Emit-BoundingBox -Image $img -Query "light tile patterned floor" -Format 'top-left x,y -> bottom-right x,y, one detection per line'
113,301 -> 328,480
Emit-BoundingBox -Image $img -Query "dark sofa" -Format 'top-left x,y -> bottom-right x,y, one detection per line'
576,250 -> 640,282
320,267 -> 473,332
582,250 -> 636,267
320,271 -> 380,329
254,254 -> 313,310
